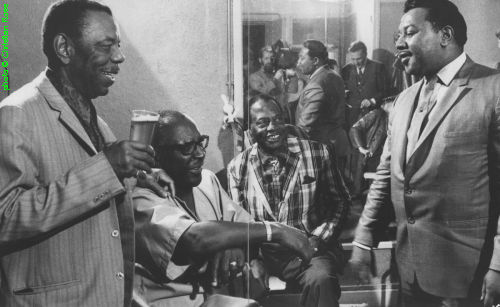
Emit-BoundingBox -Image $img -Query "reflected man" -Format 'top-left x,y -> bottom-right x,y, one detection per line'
228,94 -> 351,307
295,40 -> 350,169
341,41 -> 388,128
248,46 -> 284,103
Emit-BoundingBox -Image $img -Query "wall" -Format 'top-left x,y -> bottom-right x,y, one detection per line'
7,0 -> 231,172
455,0 -> 500,68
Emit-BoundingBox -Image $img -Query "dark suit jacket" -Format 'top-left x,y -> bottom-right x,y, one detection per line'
354,57 -> 500,298
342,59 -> 388,108
295,65 -> 349,158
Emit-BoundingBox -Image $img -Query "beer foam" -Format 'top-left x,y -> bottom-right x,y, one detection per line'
132,112 -> 159,122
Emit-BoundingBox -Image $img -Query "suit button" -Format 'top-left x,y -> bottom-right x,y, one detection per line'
408,217 -> 415,224
111,230 -> 119,238
116,272 -> 124,280
405,188 -> 413,195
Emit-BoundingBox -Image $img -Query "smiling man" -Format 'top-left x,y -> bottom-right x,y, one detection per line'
0,1 -> 158,306
351,0 -> 500,306
133,110 -> 314,307
228,94 -> 351,307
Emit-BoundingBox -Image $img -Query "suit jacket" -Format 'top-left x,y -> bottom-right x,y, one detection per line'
295,65 -> 349,157
0,71 -> 134,306
342,58 -> 388,108
354,57 -> 500,298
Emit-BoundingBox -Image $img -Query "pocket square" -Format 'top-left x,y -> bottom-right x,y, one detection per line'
302,175 -> 316,184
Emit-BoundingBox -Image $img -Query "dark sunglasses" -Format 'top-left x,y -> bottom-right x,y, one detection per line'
164,135 -> 209,155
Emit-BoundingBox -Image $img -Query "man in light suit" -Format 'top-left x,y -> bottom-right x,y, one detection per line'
0,1 -> 163,306
341,41 -> 388,129
350,0 -> 500,306
295,40 -> 350,169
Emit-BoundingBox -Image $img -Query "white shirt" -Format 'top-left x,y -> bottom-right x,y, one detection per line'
427,51 -> 466,120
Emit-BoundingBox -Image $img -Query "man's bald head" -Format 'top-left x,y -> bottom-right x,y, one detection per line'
153,110 -> 206,190
249,94 -> 282,123
152,110 -> 197,148
249,94 -> 287,152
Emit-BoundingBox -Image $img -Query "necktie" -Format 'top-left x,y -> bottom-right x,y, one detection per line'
357,68 -> 363,87
406,76 -> 437,161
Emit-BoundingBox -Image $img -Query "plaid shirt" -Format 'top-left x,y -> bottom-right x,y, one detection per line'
227,137 -> 351,242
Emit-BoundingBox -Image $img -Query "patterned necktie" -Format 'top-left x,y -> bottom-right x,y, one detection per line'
406,76 -> 438,161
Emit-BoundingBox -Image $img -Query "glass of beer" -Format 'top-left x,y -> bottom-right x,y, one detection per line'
129,110 -> 160,146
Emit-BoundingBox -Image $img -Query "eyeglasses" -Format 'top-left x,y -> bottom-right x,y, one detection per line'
164,135 -> 209,155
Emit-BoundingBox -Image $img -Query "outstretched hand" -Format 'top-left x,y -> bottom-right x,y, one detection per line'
272,223 -> 314,263
348,245 -> 373,284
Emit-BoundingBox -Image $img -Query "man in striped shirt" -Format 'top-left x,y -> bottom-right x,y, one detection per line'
228,94 -> 351,307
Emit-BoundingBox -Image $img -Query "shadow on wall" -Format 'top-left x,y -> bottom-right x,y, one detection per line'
95,27 -> 176,141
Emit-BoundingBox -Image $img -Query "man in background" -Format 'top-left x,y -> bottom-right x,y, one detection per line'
295,39 -> 350,169
342,40 -> 388,128
0,1 -> 161,305
342,40 -> 388,198
248,46 -> 284,103
351,0 -> 500,305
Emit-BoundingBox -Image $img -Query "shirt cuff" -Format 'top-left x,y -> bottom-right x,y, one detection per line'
352,240 -> 372,250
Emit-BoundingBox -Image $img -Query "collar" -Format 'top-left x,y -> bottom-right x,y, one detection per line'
46,67 -> 95,125
309,64 -> 328,80
434,52 -> 466,86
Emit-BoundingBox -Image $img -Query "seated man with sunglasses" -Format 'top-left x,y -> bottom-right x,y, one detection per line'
132,110 -> 315,307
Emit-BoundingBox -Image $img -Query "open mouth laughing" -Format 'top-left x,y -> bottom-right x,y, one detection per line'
101,69 -> 119,82
396,51 -> 412,66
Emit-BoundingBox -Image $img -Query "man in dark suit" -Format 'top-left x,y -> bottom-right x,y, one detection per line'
342,41 -> 388,128
350,0 -> 500,306
295,40 -> 350,169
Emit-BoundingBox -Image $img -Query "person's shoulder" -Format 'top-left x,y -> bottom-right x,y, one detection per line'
200,168 -> 218,184
469,61 -> 500,80
228,147 -> 252,171
133,186 -> 165,201
342,63 -> 355,72
368,58 -> 385,67
0,77 -> 40,110
293,137 -> 328,154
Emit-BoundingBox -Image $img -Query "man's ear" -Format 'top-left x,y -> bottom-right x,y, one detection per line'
312,57 -> 320,67
440,26 -> 455,47
53,33 -> 75,65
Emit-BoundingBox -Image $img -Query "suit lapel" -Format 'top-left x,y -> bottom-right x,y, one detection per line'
393,81 -> 422,174
248,145 -> 276,220
405,58 -> 474,180
35,71 -> 98,156
281,138 -> 302,204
